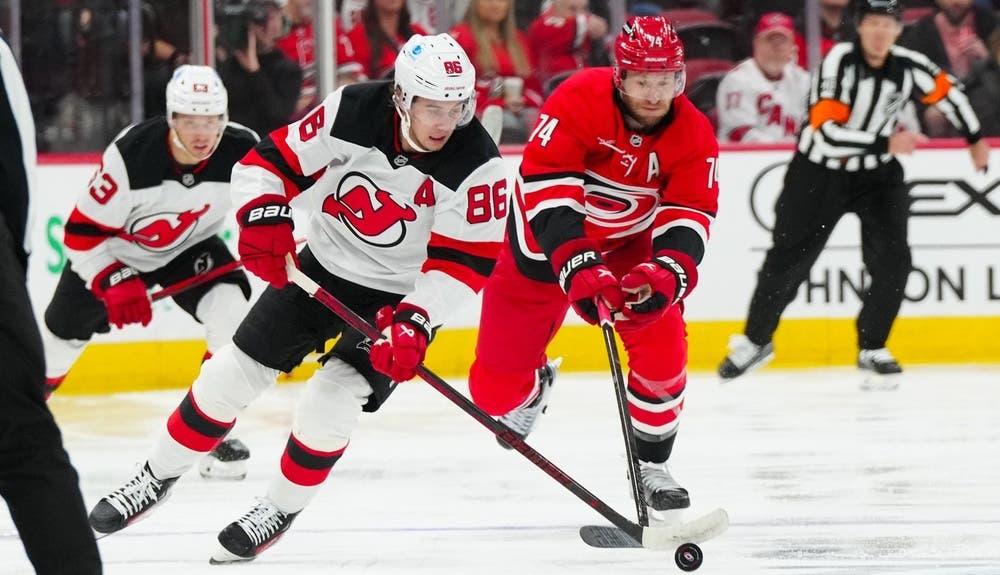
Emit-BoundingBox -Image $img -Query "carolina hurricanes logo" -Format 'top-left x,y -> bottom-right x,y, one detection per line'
126,204 -> 211,252
585,189 -> 658,229
322,172 -> 417,247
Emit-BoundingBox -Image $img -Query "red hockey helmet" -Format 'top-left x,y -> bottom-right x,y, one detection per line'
613,16 -> 687,97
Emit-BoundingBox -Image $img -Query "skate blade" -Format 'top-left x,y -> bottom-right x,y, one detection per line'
860,373 -> 901,391
209,546 -> 255,565
199,458 -> 248,481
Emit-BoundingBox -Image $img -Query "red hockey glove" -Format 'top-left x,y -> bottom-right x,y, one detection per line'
620,250 -> 698,329
369,303 -> 432,382
237,195 -> 296,288
91,262 -> 152,329
551,239 -> 625,325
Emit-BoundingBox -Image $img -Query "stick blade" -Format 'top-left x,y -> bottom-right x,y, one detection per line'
579,525 -> 642,548
580,508 -> 729,550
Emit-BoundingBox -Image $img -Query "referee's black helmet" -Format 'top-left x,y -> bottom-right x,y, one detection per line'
856,0 -> 903,22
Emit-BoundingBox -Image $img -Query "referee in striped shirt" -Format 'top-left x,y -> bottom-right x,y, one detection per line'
719,0 -> 990,381
1,37 -> 102,572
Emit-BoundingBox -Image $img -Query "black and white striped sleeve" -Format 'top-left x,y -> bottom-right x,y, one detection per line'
0,37 -> 36,267
896,46 -> 982,143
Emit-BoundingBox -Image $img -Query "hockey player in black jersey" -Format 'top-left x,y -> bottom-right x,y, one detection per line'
89,34 -> 508,564
41,65 -> 258,479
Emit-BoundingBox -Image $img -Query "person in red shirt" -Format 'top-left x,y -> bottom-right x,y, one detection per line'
342,0 -> 428,80
468,16 -> 720,515
450,0 -> 543,136
528,0 -> 609,89
276,0 -> 365,116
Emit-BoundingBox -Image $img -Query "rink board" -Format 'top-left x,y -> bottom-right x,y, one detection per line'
29,144 -> 1000,393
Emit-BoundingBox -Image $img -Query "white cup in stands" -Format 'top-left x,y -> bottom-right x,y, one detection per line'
503,76 -> 524,102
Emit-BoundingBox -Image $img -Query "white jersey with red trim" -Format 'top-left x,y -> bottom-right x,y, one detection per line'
715,58 -> 810,143
230,81 -> 506,326
509,67 -> 719,286
63,117 -> 259,286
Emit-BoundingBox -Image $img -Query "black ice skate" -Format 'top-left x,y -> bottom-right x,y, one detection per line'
496,358 -> 561,449
210,498 -> 299,564
89,462 -> 179,535
858,348 -> 902,390
718,334 -> 774,381
638,460 -> 690,512
199,438 -> 251,480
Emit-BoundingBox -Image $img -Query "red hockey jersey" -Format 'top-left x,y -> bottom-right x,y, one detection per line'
509,67 -> 719,288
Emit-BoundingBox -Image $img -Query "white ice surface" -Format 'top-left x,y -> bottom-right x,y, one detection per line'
2,365 -> 999,574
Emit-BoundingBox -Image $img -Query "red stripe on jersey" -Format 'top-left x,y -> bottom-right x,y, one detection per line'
63,208 -> 123,251
654,206 -> 713,235
279,436 -> 346,487
239,149 -> 302,201
428,233 -> 502,260
270,125 -> 304,175
422,258 -> 489,292
520,184 -> 585,215
627,399 -> 684,427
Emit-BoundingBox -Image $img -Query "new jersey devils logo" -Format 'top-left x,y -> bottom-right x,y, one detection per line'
322,172 -> 417,247
125,204 -> 211,252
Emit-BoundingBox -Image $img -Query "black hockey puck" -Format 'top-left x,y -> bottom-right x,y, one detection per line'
674,542 -> 703,571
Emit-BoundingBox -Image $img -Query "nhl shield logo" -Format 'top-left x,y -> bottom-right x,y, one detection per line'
629,134 -> 643,147
393,154 -> 409,167
181,173 -> 196,187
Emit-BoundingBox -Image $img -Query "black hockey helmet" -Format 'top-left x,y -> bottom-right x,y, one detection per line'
855,0 -> 902,22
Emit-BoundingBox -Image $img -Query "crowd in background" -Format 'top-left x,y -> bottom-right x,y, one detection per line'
6,0 -> 1000,151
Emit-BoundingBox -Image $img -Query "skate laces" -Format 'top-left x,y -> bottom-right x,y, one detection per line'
726,335 -> 763,367
236,499 -> 288,546
105,464 -> 164,517
639,461 -> 681,494
860,348 -> 896,365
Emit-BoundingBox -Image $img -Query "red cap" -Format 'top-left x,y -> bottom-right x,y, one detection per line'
754,12 -> 795,39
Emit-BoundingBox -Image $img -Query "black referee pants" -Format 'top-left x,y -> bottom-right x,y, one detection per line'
0,214 -> 102,574
744,154 -> 912,351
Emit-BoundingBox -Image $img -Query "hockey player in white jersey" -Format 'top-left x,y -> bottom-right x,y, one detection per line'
89,34 -> 507,563
41,65 -> 258,478
716,12 -> 810,143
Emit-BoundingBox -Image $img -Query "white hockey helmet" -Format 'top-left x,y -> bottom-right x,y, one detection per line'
166,65 -> 228,121
393,33 -> 477,134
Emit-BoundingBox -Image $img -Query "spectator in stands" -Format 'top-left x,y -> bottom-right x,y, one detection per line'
528,0 -> 608,89
276,0 -> 365,116
219,0 -> 303,136
143,1 -> 191,118
794,0 -> 855,68
964,28 -> 1000,135
902,0 -> 995,136
342,0 -> 428,80
717,12 -> 810,143
450,0 -> 543,142
342,0 -> 435,31
901,0 -> 995,78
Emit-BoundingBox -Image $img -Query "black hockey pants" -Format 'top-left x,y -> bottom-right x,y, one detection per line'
743,153 -> 912,351
0,213 -> 102,574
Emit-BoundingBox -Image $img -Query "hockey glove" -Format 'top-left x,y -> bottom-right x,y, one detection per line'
551,238 -> 625,325
369,303 -> 432,382
620,250 -> 698,329
92,262 -> 152,329
237,194 -> 297,288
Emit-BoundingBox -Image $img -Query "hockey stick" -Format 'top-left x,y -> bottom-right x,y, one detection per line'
283,255 -> 727,550
481,104 -> 504,146
149,238 -> 307,302
150,259 -> 244,302
596,299 -> 649,527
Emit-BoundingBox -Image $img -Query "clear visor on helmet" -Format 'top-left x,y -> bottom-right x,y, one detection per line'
618,69 -> 686,101
171,113 -> 225,134
407,94 -> 476,128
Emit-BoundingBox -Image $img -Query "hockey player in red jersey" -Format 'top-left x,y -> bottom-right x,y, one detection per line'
469,16 -> 720,515
89,33 -> 507,563
40,65 -> 258,477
